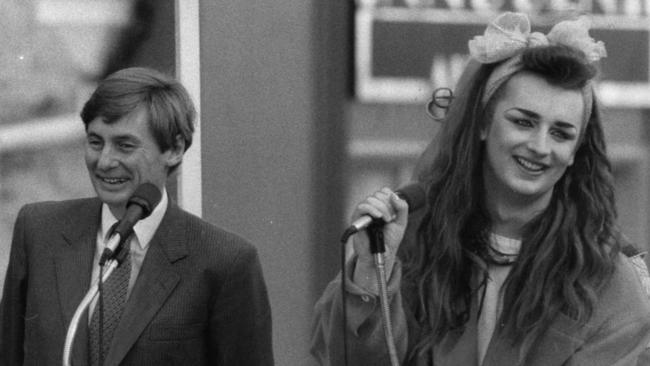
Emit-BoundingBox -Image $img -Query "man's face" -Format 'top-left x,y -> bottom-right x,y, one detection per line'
85,109 -> 182,217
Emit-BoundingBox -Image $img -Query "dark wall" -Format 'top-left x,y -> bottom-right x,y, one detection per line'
101,0 -> 176,78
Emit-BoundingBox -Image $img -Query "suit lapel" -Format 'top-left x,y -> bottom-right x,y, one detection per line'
103,203 -> 188,365
55,198 -> 102,366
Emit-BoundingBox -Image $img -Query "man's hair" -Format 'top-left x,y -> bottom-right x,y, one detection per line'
81,67 -> 196,159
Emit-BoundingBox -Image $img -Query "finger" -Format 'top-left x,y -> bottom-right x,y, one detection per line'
354,202 -> 384,221
379,187 -> 396,197
390,192 -> 410,225
366,196 -> 395,222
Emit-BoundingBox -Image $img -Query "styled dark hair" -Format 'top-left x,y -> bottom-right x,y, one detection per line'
80,67 -> 196,171
404,45 -> 619,363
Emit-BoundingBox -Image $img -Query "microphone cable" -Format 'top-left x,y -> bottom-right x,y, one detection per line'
96,263 -> 105,366
367,221 -> 400,366
339,235 -> 350,366
62,232 -> 131,366
338,183 -> 425,366
339,220 -> 400,366
93,235 -> 130,366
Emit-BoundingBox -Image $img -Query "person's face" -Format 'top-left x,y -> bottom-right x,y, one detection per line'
481,72 -> 584,204
85,108 -> 183,217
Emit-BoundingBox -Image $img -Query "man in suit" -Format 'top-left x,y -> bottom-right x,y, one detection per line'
0,67 -> 274,365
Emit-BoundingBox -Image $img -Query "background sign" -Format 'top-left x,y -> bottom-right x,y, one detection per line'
356,3 -> 650,107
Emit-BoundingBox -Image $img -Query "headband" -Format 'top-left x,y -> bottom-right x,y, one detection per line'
468,12 -> 606,122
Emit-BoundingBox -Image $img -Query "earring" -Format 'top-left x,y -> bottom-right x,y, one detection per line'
427,87 -> 454,121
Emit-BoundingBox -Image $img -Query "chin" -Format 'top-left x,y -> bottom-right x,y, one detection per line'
93,186 -> 132,207
510,183 -> 552,198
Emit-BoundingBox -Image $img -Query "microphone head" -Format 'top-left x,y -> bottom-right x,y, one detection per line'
396,183 -> 427,212
127,183 -> 162,219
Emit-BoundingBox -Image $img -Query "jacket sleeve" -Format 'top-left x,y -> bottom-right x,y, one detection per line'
566,315 -> 650,366
566,255 -> 650,366
0,205 -> 29,365
310,257 -> 408,366
208,245 -> 274,365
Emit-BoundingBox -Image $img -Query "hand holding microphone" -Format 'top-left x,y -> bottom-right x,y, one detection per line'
347,184 -> 426,292
352,188 -> 409,269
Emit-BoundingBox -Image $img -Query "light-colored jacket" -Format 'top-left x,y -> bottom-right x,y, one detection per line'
311,217 -> 650,366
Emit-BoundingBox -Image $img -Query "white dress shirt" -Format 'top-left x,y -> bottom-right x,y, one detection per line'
88,190 -> 168,318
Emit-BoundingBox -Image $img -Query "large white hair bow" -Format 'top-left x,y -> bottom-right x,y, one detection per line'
468,12 -> 606,63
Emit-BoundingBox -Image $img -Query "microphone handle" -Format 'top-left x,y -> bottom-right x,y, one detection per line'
351,215 -> 374,231
98,232 -> 131,265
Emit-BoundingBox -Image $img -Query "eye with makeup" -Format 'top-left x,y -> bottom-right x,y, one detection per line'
550,127 -> 576,142
507,115 -> 534,129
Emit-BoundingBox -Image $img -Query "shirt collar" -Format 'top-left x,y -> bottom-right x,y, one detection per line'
100,188 -> 169,250
489,232 -> 522,256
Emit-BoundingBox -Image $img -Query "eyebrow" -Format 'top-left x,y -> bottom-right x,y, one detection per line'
508,108 -> 578,131
113,135 -> 140,142
86,131 -> 142,143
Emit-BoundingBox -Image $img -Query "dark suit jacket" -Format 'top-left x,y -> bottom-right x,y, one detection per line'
0,197 -> 274,365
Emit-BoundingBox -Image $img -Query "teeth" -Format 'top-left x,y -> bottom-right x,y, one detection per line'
101,177 -> 127,184
516,157 -> 544,171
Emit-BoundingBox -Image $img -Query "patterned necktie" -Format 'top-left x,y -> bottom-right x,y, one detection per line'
89,249 -> 131,366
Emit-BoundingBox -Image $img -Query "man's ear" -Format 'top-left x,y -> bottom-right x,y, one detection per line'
165,135 -> 185,167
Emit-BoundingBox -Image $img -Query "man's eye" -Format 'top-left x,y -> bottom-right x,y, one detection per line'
87,139 -> 102,149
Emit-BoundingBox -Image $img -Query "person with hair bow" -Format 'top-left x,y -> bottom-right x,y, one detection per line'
311,12 -> 650,366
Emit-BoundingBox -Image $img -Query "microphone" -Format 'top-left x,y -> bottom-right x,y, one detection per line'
99,183 -> 162,265
340,183 -> 427,242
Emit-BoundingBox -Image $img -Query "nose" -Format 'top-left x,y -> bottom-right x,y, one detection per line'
97,146 -> 119,170
526,130 -> 551,156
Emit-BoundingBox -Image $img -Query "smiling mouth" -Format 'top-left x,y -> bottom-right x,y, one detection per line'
97,176 -> 129,185
514,156 -> 547,173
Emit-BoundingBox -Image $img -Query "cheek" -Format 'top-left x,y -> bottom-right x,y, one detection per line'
555,145 -> 578,167
486,128 -> 516,160
84,149 -> 97,167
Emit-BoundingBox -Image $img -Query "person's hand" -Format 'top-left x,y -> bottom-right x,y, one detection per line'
351,187 -> 409,293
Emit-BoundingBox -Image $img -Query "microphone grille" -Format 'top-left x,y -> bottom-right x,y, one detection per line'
127,183 -> 162,218
396,183 -> 427,212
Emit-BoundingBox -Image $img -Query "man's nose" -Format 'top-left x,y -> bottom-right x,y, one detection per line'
97,146 -> 119,169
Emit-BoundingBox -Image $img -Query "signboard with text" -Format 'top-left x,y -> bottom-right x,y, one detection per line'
356,1 -> 650,106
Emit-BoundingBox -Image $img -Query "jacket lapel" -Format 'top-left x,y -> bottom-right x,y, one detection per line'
433,300 -> 479,366
407,277 -> 590,366
55,198 -> 102,366
103,203 -> 188,365
482,311 -> 586,366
